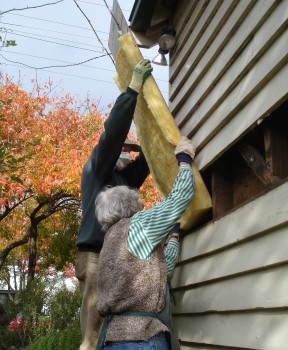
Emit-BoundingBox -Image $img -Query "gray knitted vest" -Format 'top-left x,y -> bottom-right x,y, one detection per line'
97,217 -> 169,342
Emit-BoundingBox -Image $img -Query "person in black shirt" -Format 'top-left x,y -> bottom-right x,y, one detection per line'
75,59 -> 153,350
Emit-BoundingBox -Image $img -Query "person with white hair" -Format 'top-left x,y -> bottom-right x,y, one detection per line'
95,136 -> 196,350
75,59 -> 153,350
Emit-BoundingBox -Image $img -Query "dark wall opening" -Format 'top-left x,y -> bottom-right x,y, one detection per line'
201,100 -> 288,223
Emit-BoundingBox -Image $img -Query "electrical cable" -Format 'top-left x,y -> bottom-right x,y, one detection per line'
1,49 -> 167,82
0,0 -> 64,16
8,32 -> 105,53
0,52 -> 109,70
2,29 -> 106,50
0,61 -> 168,94
1,62 -> 116,85
4,11 -> 107,33
0,21 -> 107,42
72,0 -> 115,65
1,50 -> 114,72
0,1 -> 168,98
76,0 -> 130,12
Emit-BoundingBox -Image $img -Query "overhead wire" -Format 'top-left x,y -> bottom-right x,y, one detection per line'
0,21 -> 107,42
1,50 -> 114,72
0,1 -> 168,95
1,62 -> 168,94
4,12 -> 109,35
1,1 -> 114,76
6,32 -> 106,53
0,0 -> 64,16
72,0 -> 115,65
0,20 -> 157,52
103,0 -> 121,34
0,49 -> 166,82
3,29 -> 106,50
0,53 -> 109,70
1,62 -> 116,85
75,0 -> 130,12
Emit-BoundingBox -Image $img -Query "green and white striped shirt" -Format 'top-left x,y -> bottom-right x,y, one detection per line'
128,165 -> 195,277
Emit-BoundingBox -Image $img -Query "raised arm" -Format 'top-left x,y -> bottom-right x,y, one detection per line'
128,136 -> 196,259
88,60 -> 153,179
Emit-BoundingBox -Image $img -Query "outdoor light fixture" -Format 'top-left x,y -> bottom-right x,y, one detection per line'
152,30 -> 176,66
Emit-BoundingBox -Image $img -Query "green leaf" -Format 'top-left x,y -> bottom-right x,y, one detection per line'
5,40 -> 17,47
10,175 -> 24,184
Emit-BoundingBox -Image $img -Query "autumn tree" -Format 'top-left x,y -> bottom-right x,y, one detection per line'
0,76 -> 161,287
0,76 -> 105,282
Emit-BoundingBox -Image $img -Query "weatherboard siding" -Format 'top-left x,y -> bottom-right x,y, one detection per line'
170,0 -> 288,349
171,181 -> 288,349
170,0 -> 288,171
173,312 -> 288,350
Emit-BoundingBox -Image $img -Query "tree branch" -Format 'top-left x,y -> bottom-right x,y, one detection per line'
35,196 -> 80,222
0,233 -> 30,270
28,191 -> 79,223
0,192 -> 34,222
0,190 -> 80,271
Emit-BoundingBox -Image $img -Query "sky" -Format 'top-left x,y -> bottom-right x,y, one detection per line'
0,0 -> 169,110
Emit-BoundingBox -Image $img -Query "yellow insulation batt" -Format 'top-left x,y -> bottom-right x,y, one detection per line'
115,33 -> 211,230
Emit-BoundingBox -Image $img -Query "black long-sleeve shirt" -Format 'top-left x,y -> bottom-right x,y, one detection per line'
76,88 -> 149,252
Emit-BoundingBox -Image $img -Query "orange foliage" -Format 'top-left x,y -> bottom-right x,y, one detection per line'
139,175 -> 162,209
1,77 -> 160,207
0,76 -> 161,271
128,133 -> 162,208
1,76 -> 105,203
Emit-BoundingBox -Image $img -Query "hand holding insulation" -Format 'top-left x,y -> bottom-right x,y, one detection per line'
129,59 -> 153,93
174,136 -> 196,165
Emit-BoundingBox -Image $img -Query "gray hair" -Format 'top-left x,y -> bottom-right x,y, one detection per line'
95,185 -> 142,233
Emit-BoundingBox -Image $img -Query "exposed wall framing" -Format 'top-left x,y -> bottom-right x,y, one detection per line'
202,100 -> 288,221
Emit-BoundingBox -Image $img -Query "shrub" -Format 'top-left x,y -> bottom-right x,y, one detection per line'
0,275 -> 81,349
25,321 -> 81,350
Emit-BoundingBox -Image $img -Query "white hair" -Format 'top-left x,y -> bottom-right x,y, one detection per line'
95,186 -> 142,233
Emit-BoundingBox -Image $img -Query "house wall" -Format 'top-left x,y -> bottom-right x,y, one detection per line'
170,0 -> 288,171
172,182 -> 288,349
170,1 -> 288,349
